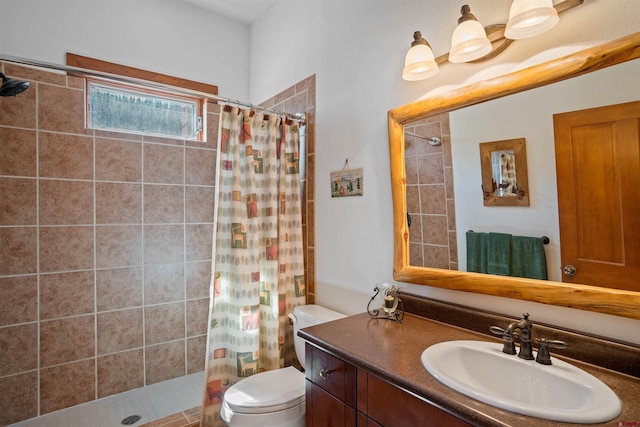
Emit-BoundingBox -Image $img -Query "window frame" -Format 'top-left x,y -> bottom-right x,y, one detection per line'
84,76 -> 207,142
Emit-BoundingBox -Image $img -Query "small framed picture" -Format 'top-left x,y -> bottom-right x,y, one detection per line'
330,167 -> 363,197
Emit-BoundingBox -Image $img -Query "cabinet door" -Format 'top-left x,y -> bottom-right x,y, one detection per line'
365,373 -> 471,427
306,381 -> 356,427
306,343 -> 356,406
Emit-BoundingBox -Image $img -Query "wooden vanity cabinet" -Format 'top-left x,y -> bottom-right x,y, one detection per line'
305,343 -> 472,427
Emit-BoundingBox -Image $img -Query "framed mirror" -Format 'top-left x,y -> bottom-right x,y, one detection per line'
480,138 -> 529,206
388,32 -> 640,320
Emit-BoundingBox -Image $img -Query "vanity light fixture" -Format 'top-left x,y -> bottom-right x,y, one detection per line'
505,0 -> 559,40
449,5 -> 492,63
402,0 -> 583,81
402,31 -> 440,81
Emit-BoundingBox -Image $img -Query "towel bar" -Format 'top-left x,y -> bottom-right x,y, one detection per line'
467,230 -> 549,245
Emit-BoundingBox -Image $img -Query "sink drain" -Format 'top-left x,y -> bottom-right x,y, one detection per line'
121,415 -> 142,425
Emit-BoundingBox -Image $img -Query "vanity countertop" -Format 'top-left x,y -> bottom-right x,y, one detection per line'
299,312 -> 640,427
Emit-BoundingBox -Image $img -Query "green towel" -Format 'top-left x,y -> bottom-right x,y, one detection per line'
466,231 -> 488,274
487,232 -> 512,276
511,235 -> 548,280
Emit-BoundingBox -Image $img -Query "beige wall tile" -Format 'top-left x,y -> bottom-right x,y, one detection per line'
422,215 -> 449,246
97,308 -> 143,355
187,335 -> 206,374
144,225 -> 184,264
0,82 -> 36,128
0,178 -> 36,225
143,134 -> 184,146
144,184 -> 184,224
95,138 -> 142,182
185,224 -> 212,262
38,84 -> 90,135
39,180 -> 94,225
96,182 -> 142,224
185,261 -> 211,299
40,271 -> 94,320
40,359 -> 95,414
145,341 -> 185,385
96,267 -> 143,311
185,186 -> 215,223
0,128 -> 37,176
145,302 -> 185,345
0,227 -> 37,275
185,148 -> 216,186
97,349 -> 144,398
40,315 -> 95,367
419,184 -> 447,215
0,323 -> 38,376
186,298 -> 208,337
417,153 -> 445,185
203,110 -> 220,150
144,263 -> 185,305
39,226 -> 94,272
96,225 -> 143,268
410,242 -> 424,266
39,132 -> 93,179
143,144 -> 183,184
0,275 -> 37,326
0,371 -> 38,425
424,245 -> 451,269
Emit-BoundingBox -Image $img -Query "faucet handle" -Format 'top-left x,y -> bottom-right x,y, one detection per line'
489,325 -> 505,336
489,325 -> 517,354
535,338 -> 568,365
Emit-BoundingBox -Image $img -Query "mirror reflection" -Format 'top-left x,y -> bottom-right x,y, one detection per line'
490,150 -> 517,196
403,56 -> 640,283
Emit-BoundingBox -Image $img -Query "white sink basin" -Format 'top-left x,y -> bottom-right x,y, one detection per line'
421,340 -> 621,423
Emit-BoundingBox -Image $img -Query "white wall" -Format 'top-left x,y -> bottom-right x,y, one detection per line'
249,0 -> 640,344
0,0 -> 250,99
452,58 -> 640,283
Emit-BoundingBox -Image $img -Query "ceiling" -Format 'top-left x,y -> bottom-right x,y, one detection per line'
178,0 -> 278,24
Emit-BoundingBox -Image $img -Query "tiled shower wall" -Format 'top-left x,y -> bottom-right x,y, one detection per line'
404,113 -> 458,270
260,75 -> 316,305
0,62 -> 217,425
0,61 -> 316,425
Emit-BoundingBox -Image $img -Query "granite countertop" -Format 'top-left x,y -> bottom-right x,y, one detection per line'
299,312 -> 640,427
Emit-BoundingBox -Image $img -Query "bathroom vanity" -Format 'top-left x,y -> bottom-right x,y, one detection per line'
299,293 -> 640,426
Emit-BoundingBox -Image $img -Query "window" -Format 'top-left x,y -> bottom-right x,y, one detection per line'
86,78 -> 206,141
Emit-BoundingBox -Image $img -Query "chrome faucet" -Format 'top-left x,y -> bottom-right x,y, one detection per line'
490,313 -> 534,360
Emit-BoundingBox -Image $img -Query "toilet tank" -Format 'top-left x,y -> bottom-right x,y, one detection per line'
291,304 -> 345,369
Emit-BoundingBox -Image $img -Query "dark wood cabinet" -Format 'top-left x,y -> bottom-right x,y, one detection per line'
305,343 -> 472,427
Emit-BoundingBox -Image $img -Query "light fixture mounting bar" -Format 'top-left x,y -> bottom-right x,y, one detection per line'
434,0 -> 584,65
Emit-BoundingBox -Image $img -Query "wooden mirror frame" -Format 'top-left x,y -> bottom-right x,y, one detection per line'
479,138 -> 529,206
388,32 -> 640,321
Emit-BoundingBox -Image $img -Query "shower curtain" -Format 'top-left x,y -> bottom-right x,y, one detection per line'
201,106 -> 306,426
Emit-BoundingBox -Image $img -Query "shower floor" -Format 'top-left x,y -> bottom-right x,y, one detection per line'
8,371 -> 204,427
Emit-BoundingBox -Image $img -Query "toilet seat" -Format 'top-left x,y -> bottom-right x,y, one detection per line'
224,366 -> 306,414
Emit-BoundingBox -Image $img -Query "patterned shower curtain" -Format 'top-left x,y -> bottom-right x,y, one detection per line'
201,106 -> 306,426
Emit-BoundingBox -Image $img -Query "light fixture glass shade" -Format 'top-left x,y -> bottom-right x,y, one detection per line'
504,0 -> 559,39
402,44 -> 439,81
449,19 -> 492,63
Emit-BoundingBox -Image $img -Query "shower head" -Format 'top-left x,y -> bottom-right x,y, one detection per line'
0,72 -> 30,97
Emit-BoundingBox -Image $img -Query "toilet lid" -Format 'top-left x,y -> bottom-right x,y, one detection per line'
224,366 -> 306,414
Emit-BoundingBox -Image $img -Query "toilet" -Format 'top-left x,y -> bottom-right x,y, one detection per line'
220,304 -> 346,427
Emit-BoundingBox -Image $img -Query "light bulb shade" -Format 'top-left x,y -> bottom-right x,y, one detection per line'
449,19 -> 492,63
402,44 -> 439,81
504,0 -> 559,40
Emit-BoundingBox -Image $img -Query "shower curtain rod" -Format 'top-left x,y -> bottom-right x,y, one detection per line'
0,54 -> 306,124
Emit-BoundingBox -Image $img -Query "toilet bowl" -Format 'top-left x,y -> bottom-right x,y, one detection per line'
220,304 -> 345,427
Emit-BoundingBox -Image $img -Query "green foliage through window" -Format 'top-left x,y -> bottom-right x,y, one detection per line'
88,81 -> 203,140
